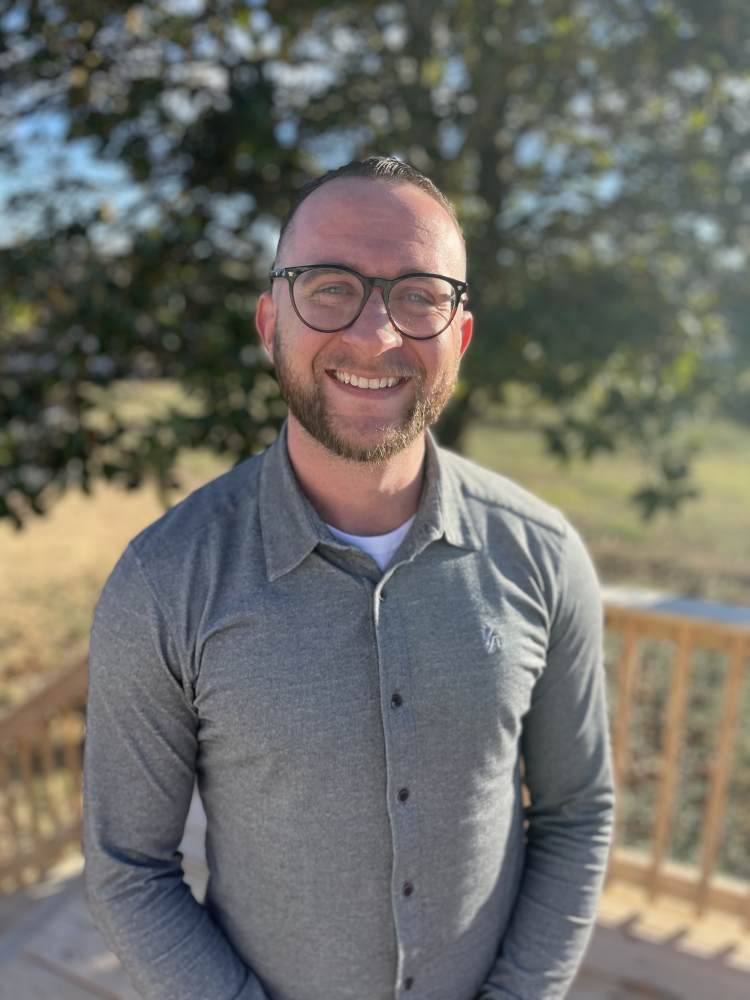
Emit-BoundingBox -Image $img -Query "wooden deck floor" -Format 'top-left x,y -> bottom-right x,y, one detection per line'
0,792 -> 208,1000
1,790 -> 749,999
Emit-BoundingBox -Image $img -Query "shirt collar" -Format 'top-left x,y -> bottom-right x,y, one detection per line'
259,422 -> 482,582
259,422 -> 328,583
424,432 -> 483,553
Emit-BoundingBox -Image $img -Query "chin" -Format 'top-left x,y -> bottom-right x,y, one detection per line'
309,415 -> 422,465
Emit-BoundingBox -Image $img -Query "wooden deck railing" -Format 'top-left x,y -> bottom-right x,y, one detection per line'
2,595 -> 750,921
605,594 -> 750,927
0,651 -> 87,893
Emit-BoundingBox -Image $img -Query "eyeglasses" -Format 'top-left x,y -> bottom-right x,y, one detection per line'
269,264 -> 468,341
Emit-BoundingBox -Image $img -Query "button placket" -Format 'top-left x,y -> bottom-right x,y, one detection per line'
372,570 -> 424,996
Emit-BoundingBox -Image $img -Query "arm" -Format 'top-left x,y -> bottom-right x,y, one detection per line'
478,527 -> 615,1000
83,546 -> 268,1000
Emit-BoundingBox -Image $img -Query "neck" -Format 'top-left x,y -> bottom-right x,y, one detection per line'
285,416 -> 426,536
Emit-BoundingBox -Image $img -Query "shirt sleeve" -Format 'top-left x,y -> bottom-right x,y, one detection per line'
477,526 -> 615,1000
83,546 -> 268,1000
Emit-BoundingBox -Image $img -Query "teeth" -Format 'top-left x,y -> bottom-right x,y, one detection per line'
333,370 -> 402,388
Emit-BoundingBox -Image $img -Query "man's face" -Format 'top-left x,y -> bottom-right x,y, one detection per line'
256,178 -> 472,463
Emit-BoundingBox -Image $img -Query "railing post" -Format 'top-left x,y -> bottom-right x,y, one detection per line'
648,626 -> 693,900
612,622 -> 640,807
696,634 -> 749,914
0,748 -> 20,860
62,709 -> 84,811
17,735 -> 42,841
37,720 -> 64,830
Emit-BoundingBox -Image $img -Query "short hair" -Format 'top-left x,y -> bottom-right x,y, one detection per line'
274,157 -> 463,264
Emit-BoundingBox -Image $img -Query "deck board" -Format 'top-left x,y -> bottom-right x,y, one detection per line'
21,898 -> 141,1000
0,955 -> 106,1000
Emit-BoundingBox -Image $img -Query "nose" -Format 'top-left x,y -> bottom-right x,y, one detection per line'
340,286 -> 402,355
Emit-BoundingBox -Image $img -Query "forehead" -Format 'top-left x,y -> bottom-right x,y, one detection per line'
279,178 -> 465,278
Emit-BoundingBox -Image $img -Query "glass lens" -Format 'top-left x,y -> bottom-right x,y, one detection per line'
292,267 -> 365,331
388,276 -> 457,338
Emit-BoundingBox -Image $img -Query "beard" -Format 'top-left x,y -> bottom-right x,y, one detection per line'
273,335 -> 460,465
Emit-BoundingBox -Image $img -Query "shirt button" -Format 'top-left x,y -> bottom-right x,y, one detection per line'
402,882 -> 414,897
397,788 -> 409,803
404,977 -> 414,990
391,693 -> 403,709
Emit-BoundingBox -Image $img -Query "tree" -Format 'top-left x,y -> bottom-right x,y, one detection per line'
1,0 -> 749,526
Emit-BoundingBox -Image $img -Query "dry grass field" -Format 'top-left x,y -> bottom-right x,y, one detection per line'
2,418 -> 749,712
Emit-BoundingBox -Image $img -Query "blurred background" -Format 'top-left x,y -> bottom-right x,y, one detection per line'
1,3 -> 750,995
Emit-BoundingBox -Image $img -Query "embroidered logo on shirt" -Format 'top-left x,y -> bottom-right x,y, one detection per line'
481,626 -> 502,653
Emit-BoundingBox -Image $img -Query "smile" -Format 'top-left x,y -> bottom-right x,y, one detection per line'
329,369 -> 407,389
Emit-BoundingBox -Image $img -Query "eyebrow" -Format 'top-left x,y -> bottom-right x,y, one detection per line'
300,261 -> 450,277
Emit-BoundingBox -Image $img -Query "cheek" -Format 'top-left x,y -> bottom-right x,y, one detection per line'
275,318 -> 319,373
424,338 -> 461,379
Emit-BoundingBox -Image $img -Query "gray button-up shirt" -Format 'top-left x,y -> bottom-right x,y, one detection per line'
83,424 -> 614,1000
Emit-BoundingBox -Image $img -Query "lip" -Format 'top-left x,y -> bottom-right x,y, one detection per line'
324,369 -> 410,394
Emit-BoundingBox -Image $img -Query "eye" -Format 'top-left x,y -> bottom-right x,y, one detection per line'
394,283 -> 439,307
306,278 -> 360,297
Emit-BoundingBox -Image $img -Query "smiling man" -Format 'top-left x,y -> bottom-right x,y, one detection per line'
84,158 -> 614,1000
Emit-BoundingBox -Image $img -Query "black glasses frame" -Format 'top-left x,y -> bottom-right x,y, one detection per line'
269,263 -> 468,341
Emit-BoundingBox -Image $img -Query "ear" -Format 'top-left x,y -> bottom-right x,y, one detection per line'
458,308 -> 473,358
255,290 -> 277,364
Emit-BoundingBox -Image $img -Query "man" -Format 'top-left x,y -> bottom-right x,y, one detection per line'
84,157 -> 614,1000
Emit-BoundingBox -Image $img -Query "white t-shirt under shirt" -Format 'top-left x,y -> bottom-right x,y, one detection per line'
325,515 -> 416,572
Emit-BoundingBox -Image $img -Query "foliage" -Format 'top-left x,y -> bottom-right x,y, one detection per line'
1,0 -> 749,526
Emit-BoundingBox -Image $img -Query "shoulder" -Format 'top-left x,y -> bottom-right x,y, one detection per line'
129,450 -> 265,567
95,450 -> 269,680
437,445 -> 598,628
437,445 -> 568,539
